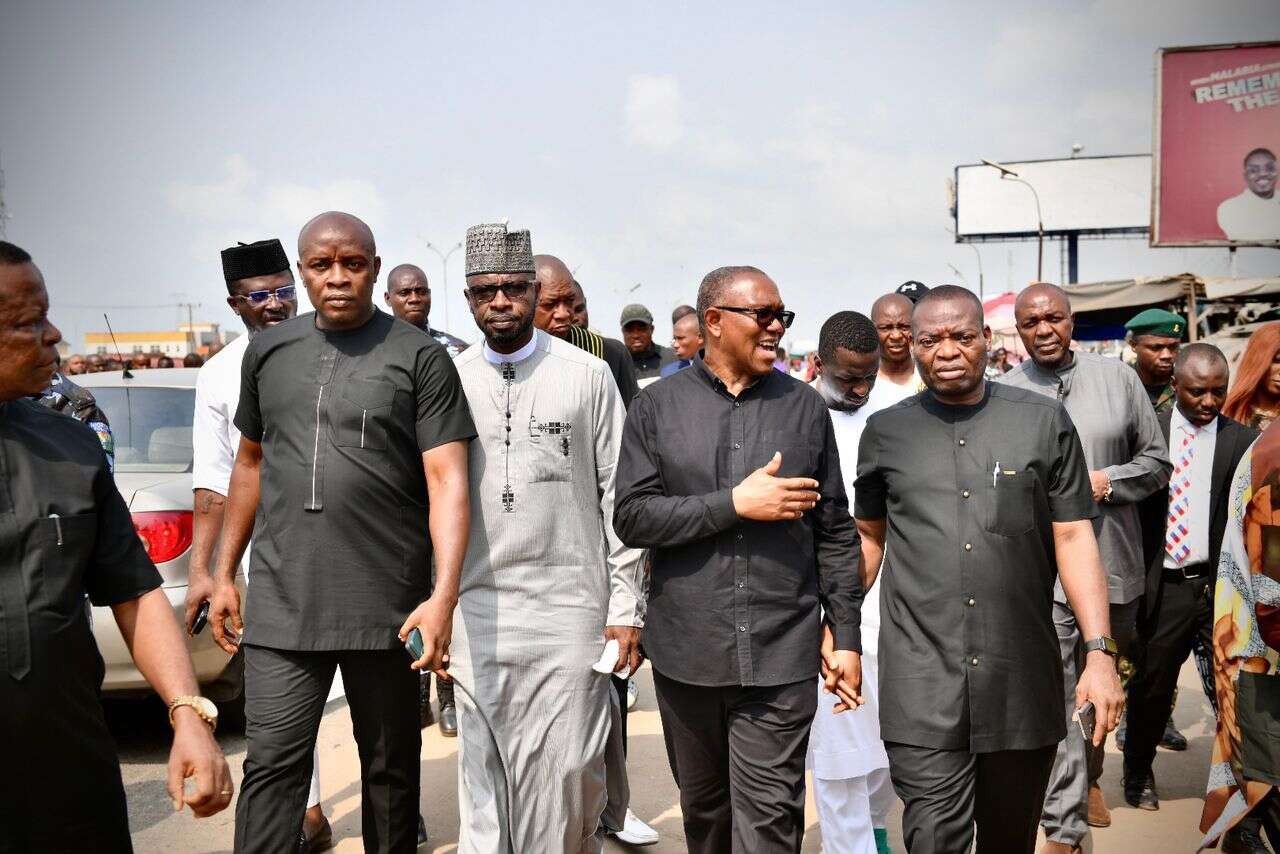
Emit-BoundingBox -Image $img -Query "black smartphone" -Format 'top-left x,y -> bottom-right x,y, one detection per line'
404,627 -> 425,661
191,600 -> 211,635
1074,701 -> 1096,742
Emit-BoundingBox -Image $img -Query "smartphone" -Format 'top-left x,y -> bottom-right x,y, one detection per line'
1074,701 -> 1096,742
191,600 -> 211,635
404,627 -> 425,661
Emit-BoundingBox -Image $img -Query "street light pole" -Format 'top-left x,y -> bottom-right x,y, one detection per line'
981,158 -> 1044,282
424,239 -> 463,332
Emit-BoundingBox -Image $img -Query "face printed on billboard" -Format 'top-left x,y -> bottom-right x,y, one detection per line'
1153,42 -> 1280,247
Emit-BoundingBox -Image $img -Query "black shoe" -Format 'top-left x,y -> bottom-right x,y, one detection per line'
1159,718 -> 1188,751
437,677 -> 458,737
418,672 -> 435,729
299,816 -> 333,853
1222,818 -> 1272,853
417,814 -> 429,846
1123,769 -> 1159,810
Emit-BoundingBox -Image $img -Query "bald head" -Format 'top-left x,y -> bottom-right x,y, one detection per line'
533,254 -> 576,338
385,263 -> 431,328
1014,282 -> 1070,318
870,293 -> 912,321
870,292 -> 914,368
1013,282 -> 1074,369
298,211 -> 376,256
296,211 -> 380,331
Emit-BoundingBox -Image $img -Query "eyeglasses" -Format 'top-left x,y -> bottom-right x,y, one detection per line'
467,282 -> 535,304
715,305 -> 795,329
237,285 -> 297,304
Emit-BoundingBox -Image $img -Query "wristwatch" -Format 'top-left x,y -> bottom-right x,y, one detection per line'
1082,636 -> 1118,657
1101,482 -> 1114,503
168,695 -> 219,732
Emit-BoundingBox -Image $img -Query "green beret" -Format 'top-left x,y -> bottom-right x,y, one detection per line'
1124,308 -> 1184,339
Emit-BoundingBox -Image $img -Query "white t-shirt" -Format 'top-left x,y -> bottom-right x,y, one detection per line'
867,367 -> 923,411
1217,189 -> 1280,242
192,334 -> 250,496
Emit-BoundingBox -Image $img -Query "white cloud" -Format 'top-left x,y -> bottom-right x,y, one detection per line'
626,74 -> 685,149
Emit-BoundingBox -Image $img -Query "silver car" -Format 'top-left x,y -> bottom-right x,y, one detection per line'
75,368 -> 246,719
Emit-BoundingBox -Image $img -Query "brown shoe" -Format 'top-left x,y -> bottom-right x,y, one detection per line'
1039,841 -> 1081,854
1087,782 -> 1112,827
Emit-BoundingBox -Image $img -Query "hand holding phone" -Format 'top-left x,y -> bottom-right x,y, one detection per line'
1073,701 -> 1096,743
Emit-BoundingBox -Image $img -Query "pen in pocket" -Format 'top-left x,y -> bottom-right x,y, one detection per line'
49,513 -> 63,546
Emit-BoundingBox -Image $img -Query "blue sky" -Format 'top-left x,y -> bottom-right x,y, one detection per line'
1,1 -> 1277,350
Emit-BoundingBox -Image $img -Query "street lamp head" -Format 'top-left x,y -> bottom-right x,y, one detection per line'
980,157 -> 1019,178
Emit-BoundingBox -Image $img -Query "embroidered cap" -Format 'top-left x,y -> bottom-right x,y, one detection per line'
464,223 -> 535,277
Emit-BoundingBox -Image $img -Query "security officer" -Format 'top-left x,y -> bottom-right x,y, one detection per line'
1125,309 -> 1184,414
0,240 -> 232,852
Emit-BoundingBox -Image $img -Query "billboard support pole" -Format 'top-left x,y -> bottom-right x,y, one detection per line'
1067,233 -> 1079,284
1185,278 -> 1199,343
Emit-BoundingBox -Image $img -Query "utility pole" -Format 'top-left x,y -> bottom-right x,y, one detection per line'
174,300 -> 200,352
425,239 -> 464,332
0,148 -> 8,239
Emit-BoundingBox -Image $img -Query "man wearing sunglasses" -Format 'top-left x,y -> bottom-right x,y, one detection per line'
614,265 -> 864,853
187,239 -> 339,847
449,223 -> 646,852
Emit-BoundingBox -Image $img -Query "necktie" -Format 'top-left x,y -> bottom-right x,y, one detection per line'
1165,426 -> 1196,565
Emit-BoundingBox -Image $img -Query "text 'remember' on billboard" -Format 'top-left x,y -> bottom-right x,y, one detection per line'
1154,41 -> 1280,247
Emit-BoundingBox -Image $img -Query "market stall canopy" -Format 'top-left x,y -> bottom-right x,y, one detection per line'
1201,276 -> 1280,300
1065,274 -> 1280,341
1063,273 -> 1198,313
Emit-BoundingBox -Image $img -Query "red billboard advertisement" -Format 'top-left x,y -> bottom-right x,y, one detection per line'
1152,42 -> 1280,247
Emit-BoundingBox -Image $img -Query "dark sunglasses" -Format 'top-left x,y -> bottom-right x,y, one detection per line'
237,285 -> 297,304
715,305 -> 795,329
467,281 -> 535,304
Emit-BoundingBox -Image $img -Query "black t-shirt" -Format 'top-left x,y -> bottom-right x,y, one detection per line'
855,383 -> 1097,752
235,310 -> 476,650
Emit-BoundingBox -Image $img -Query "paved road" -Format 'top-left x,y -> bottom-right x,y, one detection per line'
115,659 -> 1214,852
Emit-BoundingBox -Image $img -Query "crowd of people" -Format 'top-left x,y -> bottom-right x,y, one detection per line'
1,214 -> 1278,854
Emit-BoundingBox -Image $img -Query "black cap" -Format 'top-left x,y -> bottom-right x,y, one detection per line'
895,281 -> 929,303
221,239 -> 290,283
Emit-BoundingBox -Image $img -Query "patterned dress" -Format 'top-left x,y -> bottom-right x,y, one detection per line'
1200,423 -> 1280,849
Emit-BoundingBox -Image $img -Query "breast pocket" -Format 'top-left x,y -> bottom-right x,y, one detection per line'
526,413 -> 573,483
39,512 -> 98,615
985,468 -> 1037,537
333,379 -> 397,451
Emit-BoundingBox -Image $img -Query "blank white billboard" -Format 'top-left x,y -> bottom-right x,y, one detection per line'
955,155 -> 1151,238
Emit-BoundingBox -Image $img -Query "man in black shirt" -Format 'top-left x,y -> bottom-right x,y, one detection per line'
854,285 -> 1124,854
619,303 -> 675,381
534,253 -> 639,408
614,264 -> 864,853
208,212 -> 476,854
384,262 -> 468,358
0,241 -> 232,852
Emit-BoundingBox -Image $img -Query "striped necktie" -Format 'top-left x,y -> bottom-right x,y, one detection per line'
1165,425 -> 1196,564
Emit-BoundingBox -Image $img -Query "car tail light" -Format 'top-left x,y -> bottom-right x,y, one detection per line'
132,511 -> 194,564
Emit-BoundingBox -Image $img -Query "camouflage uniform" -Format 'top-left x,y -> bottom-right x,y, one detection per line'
33,373 -> 114,471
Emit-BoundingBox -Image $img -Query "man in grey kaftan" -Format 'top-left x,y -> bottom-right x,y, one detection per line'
450,222 -> 646,853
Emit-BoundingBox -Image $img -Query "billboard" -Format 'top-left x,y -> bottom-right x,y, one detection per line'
954,155 -> 1151,240
1152,41 -> 1280,247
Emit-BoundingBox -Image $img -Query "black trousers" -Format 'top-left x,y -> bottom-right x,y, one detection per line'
1125,570 -> 1214,776
885,741 -> 1056,854
652,669 -> 817,854
235,645 -> 420,854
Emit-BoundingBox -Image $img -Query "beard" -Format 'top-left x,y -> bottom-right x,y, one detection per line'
816,374 -> 868,413
485,311 -> 535,346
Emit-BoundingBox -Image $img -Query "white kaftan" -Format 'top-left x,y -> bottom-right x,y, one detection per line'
451,330 -> 646,854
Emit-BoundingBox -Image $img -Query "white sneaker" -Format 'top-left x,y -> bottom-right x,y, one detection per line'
614,809 -> 659,845
626,677 -> 639,711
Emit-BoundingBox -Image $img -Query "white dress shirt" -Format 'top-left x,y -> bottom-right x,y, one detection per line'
1165,408 -> 1217,568
192,333 -> 249,495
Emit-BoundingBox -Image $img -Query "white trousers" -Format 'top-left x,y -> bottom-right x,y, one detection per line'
814,768 -> 895,854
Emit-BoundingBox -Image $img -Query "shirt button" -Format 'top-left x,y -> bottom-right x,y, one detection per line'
967,597 -> 976,607
962,490 -> 970,498
737,582 -> 744,589
734,402 -> 741,408
733,442 -> 741,449
970,656 -> 979,666
736,533 -> 744,540
958,439 -> 966,446
964,543 -> 972,551
739,626 -> 747,632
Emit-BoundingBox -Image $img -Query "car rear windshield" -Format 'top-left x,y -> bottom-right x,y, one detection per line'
91,387 -> 196,472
